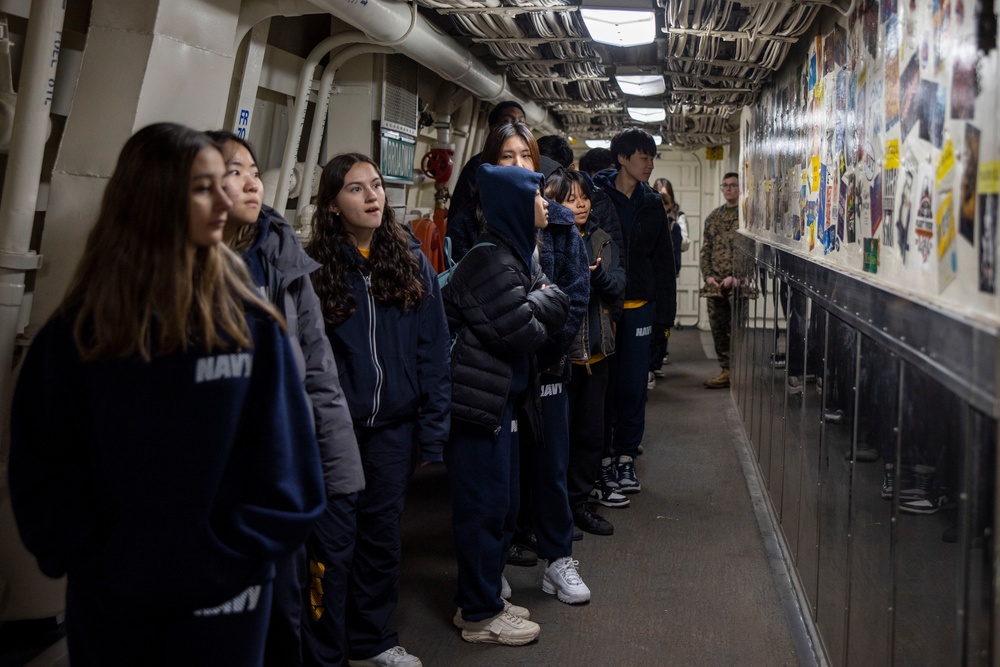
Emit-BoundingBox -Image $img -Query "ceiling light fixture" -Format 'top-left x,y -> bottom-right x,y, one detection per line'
614,74 -> 666,97
585,139 -> 612,149
580,1 -> 656,47
627,105 -> 666,123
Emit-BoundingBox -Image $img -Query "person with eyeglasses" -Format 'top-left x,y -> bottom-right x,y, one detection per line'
700,172 -> 741,389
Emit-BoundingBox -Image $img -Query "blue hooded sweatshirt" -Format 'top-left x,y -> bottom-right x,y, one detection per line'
537,198 -> 590,374
477,163 -> 541,272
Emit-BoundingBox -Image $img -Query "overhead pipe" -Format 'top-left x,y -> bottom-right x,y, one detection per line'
295,43 -> 396,227
304,0 -> 559,134
271,30 -> 371,211
235,0 -> 323,47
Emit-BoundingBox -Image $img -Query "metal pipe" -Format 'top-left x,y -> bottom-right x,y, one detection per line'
0,0 -> 67,623
0,0 -> 64,425
271,30 -> 369,211
235,0 -> 321,47
305,0 -> 559,134
295,43 -> 396,226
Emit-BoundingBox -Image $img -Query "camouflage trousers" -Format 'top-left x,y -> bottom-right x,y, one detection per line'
706,295 -> 732,370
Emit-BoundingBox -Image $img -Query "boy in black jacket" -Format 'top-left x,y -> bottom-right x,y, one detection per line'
592,128 -> 677,495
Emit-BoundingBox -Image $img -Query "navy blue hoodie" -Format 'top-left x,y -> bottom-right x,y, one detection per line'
537,199 -> 590,374
10,307 -> 325,613
321,236 -> 451,462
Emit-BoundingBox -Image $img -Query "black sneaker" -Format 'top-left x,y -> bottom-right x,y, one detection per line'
588,485 -> 631,508
573,526 -> 584,542
900,488 -> 952,515
899,464 -> 935,500
506,542 -> 537,567
573,505 -> 614,536
881,463 -> 894,499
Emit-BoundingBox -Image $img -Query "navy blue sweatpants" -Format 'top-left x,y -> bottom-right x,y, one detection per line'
524,379 -> 574,561
447,399 -> 520,621
65,578 -> 273,667
608,303 -> 654,459
302,420 -> 418,665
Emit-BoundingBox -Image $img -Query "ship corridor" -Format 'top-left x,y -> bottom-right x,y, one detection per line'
1,328 -> 815,667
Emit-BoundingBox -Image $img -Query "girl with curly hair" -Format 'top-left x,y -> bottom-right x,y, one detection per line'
303,153 -> 451,667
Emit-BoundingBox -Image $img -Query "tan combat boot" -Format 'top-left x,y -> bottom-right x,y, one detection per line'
704,368 -> 730,389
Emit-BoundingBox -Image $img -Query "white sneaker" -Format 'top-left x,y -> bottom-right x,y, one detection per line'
647,371 -> 656,390
542,557 -> 591,604
347,646 -> 422,667
453,599 -> 530,629
501,573 -> 511,599
459,609 -> 541,645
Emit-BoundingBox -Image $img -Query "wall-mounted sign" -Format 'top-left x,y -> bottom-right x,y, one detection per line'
706,146 -> 723,160
379,129 -> 416,184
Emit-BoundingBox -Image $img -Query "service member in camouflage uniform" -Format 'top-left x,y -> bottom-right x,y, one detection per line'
699,172 -> 740,389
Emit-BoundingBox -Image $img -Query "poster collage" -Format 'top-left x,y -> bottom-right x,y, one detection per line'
741,0 -> 999,320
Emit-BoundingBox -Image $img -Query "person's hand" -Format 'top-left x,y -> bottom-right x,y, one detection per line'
722,276 -> 735,289
589,257 -> 602,272
706,276 -> 720,287
541,284 -> 549,290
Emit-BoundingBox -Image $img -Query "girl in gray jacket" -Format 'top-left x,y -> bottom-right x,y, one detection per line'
210,131 -> 364,667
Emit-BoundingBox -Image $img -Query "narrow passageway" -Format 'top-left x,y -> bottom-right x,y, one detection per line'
393,328 -> 804,666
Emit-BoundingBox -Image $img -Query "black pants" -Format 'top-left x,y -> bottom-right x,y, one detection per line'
303,421 -> 417,665
567,359 -> 610,508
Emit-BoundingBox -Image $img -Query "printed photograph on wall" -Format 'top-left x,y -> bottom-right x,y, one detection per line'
950,51 -> 979,119
885,16 -> 901,130
960,124 -> 981,244
918,79 -> 945,147
897,166 -> 914,264
915,164 -> 936,266
979,193 -> 997,294
864,237 -> 880,273
884,167 -> 898,248
871,173 -> 885,238
937,189 -> 957,290
900,54 -> 921,138
933,0 -> 951,75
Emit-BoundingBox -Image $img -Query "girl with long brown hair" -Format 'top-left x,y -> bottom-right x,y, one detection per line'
303,153 -> 451,667
9,122 -> 324,666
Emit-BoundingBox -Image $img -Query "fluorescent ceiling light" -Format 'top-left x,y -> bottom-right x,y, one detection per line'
585,139 -> 611,149
615,74 -> 665,97
653,135 -> 662,146
581,9 -> 656,47
628,106 -> 666,123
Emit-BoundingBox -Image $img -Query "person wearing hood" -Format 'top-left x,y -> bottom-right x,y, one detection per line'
209,132 -> 365,667
592,128 -> 677,497
304,153 -> 451,667
442,163 -> 569,646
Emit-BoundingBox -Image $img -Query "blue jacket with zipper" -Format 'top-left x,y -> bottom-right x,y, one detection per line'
321,237 -> 451,462
536,199 -> 590,375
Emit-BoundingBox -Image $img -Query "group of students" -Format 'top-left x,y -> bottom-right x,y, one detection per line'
8,104 -> 679,667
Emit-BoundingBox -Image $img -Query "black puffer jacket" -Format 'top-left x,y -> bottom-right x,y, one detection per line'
442,165 -> 569,435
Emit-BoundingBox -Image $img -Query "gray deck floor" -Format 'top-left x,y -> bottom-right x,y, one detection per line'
391,328 -> 810,667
